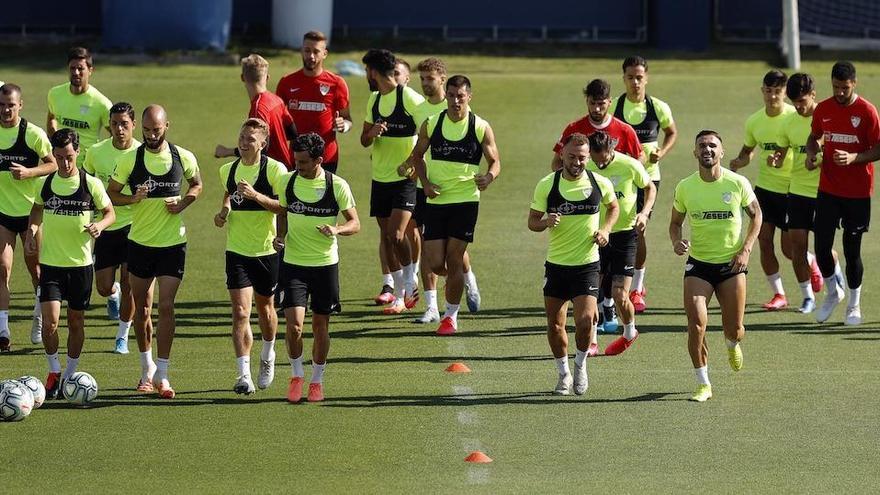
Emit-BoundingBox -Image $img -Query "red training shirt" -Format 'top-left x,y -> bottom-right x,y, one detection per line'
811,95 -> 880,198
552,115 -> 643,160
250,91 -> 294,169
276,69 -> 350,165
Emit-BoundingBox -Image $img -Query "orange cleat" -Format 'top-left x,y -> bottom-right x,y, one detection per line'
287,376 -> 304,403
307,382 -> 324,402
436,316 -> 457,336
136,379 -> 155,393
587,343 -> 599,357
382,301 -> 407,315
604,333 -> 638,356
374,285 -> 396,305
404,288 -> 420,309
762,293 -> 788,311
153,379 -> 175,399
45,372 -> 62,399
630,290 -> 647,313
810,259 -> 824,293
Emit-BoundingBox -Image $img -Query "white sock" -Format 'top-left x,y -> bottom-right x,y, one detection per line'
311,362 -> 325,383
726,339 -> 739,350
766,272 -> 785,295
574,349 -> 587,369
382,273 -> 394,287
444,302 -> 460,324
140,351 -> 155,381
391,270 -> 405,298
632,268 -> 646,293
401,263 -> 416,290
63,356 -> 79,380
155,357 -> 169,382
465,269 -> 477,287
623,322 -> 637,341
289,354 -> 304,378
260,339 -> 275,361
799,282 -> 814,300
694,366 -> 710,385
0,310 -> 8,336
109,281 -> 120,301
849,286 -> 861,307
555,356 -> 570,375
602,297 -> 614,308
46,352 -> 61,373
116,320 -> 132,340
834,263 -> 845,283
589,322 -> 598,346
425,290 -> 438,311
236,355 -> 250,377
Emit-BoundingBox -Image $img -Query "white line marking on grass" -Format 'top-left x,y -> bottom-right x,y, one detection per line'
457,410 -> 478,425
461,438 -> 483,452
467,466 -> 490,484
447,341 -> 467,355
452,385 -> 474,398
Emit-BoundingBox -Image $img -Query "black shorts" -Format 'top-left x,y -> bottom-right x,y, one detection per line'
754,186 -> 788,230
370,179 -> 416,218
599,229 -> 638,277
127,241 -> 187,280
683,256 -> 746,288
0,211 -> 29,234
543,261 -> 600,301
422,202 -> 479,243
815,191 -> 871,235
94,225 -> 130,271
413,187 -> 427,228
636,180 -> 661,216
323,162 -> 338,174
279,262 -> 341,315
786,193 -> 817,231
39,264 -> 93,311
226,251 -> 279,297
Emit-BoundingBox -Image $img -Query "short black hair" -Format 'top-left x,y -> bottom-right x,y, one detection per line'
786,73 -> 815,100
763,69 -> 788,88
588,130 -> 612,152
51,128 -> 80,151
293,132 -> 325,160
832,61 -> 857,82
446,74 -> 472,93
622,56 -> 648,72
0,83 -> 21,98
110,102 -> 135,121
362,49 -> 396,77
695,129 -> 722,143
583,79 -> 611,100
68,46 -> 93,67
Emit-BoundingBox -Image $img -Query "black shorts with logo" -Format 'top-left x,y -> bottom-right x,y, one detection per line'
599,229 -> 638,277
815,191 -> 871,235
94,225 -> 131,270
683,256 -> 746,288
127,241 -> 187,280
39,264 -> 94,311
279,262 -> 341,315
543,261 -> 600,301
413,187 -> 428,228
226,251 -> 279,297
370,179 -> 416,218
422,202 -> 479,243
786,193 -> 817,231
636,180 -> 661,217
0,211 -> 29,234
754,186 -> 788,230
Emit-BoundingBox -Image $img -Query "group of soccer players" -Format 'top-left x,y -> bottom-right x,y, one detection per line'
1,37 -> 876,404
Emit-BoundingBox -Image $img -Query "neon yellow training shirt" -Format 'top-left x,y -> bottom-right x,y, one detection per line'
777,111 -> 820,198
743,104 -> 796,193
218,156 -> 287,257
364,85 -> 425,183
0,120 -> 52,217
47,83 -> 112,161
83,138 -> 140,230
586,151 -> 651,232
425,111 -> 489,205
613,95 -> 673,181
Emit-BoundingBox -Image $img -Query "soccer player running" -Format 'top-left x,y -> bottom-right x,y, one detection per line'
769,74 -> 845,314
613,56 -> 677,313
108,105 -> 202,399
271,133 -> 360,402
83,102 -> 140,353
586,131 -> 655,357
806,61 -> 880,325
215,118 -> 287,395
25,129 -> 115,398
670,130 -> 761,402
0,83 -> 56,352
409,75 -> 501,335
551,78 -> 643,334
361,49 -> 424,315
529,133 -> 618,395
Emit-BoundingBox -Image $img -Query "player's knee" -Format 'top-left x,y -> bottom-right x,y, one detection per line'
232,304 -> 250,322
41,317 -> 58,334
287,321 -> 303,338
96,282 -> 113,297
158,299 -> 175,315
548,322 -> 565,335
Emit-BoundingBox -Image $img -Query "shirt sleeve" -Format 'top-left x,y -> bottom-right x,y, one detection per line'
743,114 -> 758,148
33,177 -> 47,205
267,160 -> 286,197
739,176 -> 757,207
99,95 -> 113,130
47,89 -> 56,116
654,97 -> 674,128
672,181 -> 686,213
218,163 -> 230,191
181,150 -> 200,180
111,153 -> 134,185
89,176 -> 111,210
364,92 -> 377,124
624,126 -> 642,159
27,125 -> 52,158
865,103 -> 880,148
335,76 -> 350,112
810,104 -> 823,137
632,158 -> 651,188
777,116 -> 792,148
599,176 -> 617,205
83,144 -> 97,174
529,176 -> 550,212
403,87 -> 426,114
334,177 -> 356,210
552,124 -> 573,154
276,173 -> 291,207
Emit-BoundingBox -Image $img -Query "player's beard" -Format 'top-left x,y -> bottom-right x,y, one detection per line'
144,134 -> 166,151
699,155 -> 716,169
302,58 -> 317,71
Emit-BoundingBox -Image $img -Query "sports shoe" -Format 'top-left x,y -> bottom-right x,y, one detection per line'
810,259 -> 824,293
136,379 -> 155,393
113,337 -> 129,355
816,283 -> 845,323
374,285 -> 396,305
31,313 -> 42,344
762,293 -> 788,311
573,365 -> 588,395
629,290 -> 646,314
601,304 -> 619,333
287,376 -> 304,403
553,373 -> 572,395
436,316 -> 457,336
845,305 -> 862,326
586,343 -> 599,357
45,372 -> 62,399
233,375 -> 255,395
799,298 -> 816,314
307,382 -> 324,402
154,379 -> 176,399
403,287 -> 420,310
257,357 -> 275,390
382,300 -> 407,315
689,384 -> 713,402
107,282 -> 121,321
604,333 -> 638,356
597,310 -> 604,329
0,335 -> 10,353
465,274 -> 481,313
414,307 -> 440,324
728,343 -> 743,371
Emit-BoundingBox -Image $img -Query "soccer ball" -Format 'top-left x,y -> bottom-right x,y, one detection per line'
0,379 -> 19,394
17,376 -> 46,409
0,382 -> 35,421
62,372 -> 98,406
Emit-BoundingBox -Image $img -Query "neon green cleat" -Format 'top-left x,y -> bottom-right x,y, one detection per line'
728,344 -> 743,372
689,384 -> 713,402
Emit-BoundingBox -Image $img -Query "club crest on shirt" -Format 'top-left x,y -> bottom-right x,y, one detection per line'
721,191 -> 732,204
319,84 -> 330,96
851,116 -> 861,128
79,105 -> 90,115
230,190 -> 244,205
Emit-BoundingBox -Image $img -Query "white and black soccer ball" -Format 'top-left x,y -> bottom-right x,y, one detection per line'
17,376 -> 46,409
62,372 -> 98,406
0,382 -> 35,421
0,379 -> 19,394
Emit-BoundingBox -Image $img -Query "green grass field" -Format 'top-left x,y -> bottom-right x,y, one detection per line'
1,48 -> 879,493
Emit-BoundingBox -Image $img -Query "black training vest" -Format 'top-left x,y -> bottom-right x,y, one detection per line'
613,94 -> 660,144
0,119 -> 41,172
40,170 -> 95,216
546,169 -> 601,216
128,143 -> 184,198
371,85 -> 417,137
284,171 -> 339,217
429,111 -> 482,165
226,154 -> 276,211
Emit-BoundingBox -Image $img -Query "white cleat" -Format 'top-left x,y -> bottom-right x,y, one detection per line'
799,298 -> 816,314
414,307 -> 440,324
845,305 -> 862,326
234,375 -> 256,395
816,284 -> 845,323
257,357 -> 275,390
553,373 -> 572,395
573,365 -> 588,395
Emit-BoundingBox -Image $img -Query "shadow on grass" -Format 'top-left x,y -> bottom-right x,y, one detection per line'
321,390 -> 681,408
